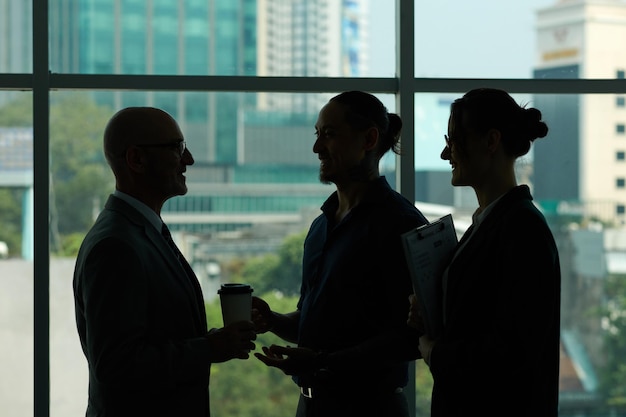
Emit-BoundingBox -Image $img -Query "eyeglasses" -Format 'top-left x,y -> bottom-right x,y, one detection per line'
444,135 -> 453,148
135,140 -> 186,156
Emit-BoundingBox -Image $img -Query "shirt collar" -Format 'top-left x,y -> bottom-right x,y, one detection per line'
320,176 -> 391,214
113,190 -> 163,232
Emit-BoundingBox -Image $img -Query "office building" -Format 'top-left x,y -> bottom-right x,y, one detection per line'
533,0 -> 626,225
0,0 -> 31,73
47,0 -> 370,239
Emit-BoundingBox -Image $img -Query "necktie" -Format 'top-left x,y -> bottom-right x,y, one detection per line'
161,222 -> 183,262
161,222 -> 207,329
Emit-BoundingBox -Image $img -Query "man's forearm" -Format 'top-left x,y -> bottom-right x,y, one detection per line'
270,310 -> 300,343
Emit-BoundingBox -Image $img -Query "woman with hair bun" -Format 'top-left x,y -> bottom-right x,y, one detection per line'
408,88 -> 561,417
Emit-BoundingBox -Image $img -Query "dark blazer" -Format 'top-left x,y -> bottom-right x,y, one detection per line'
73,195 -> 211,417
429,185 -> 561,417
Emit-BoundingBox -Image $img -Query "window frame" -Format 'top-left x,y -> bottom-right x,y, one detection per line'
1,1 -> 626,416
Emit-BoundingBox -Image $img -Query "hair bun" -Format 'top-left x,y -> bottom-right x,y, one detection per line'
522,107 -> 548,141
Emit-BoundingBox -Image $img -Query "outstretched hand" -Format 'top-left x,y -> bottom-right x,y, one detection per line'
206,320 -> 256,363
255,345 -> 318,376
251,296 -> 274,334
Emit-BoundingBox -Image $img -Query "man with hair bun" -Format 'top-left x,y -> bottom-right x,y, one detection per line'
253,91 -> 429,417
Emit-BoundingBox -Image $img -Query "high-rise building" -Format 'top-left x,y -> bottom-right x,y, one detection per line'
533,3 -> 626,410
48,0 -> 368,164
257,0 -> 368,112
0,0 -> 31,74
47,0 -> 370,239
533,0 -> 626,225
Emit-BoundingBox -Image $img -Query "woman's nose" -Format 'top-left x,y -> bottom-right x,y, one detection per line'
440,145 -> 450,160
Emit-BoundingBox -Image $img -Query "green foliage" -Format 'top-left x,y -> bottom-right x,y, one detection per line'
49,93 -> 113,245
415,360 -> 434,415
236,229 -> 307,296
204,291 -> 434,416
206,291 -> 301,417
238,254 -> 281,293
0,93 -> 114,257
598,274 -> 626,411
58,232 -> 89,257
0,94 -> 32,126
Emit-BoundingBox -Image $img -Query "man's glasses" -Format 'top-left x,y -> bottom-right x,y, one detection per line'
135,140 -> 186,156
444,135 -> 452,148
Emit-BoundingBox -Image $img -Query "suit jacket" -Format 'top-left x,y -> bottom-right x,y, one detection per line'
429,185 -> 561,417
73,195 -> 211,417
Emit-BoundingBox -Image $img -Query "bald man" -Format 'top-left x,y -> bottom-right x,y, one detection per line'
73,107 -> 256,417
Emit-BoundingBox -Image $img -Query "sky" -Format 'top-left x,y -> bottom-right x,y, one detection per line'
367,0 -> 556,169
368,0 -> 556,78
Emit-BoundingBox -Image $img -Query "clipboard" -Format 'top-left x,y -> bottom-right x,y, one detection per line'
401,214 -> 458,338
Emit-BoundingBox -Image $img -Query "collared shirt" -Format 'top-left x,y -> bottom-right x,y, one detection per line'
296,176 -> 427,387
451,193 -> 504,261
113,190 -> 163,232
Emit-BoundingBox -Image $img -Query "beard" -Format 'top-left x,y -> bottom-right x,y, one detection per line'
318,174 -> 332,185
318,158 -> 371,185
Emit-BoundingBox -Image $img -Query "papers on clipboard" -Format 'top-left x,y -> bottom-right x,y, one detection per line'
401,214 -> 458,338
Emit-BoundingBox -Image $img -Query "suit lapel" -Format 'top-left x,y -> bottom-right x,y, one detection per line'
145,224 -> 207,329
446,186 -> 531,295
105,195 -> 208,331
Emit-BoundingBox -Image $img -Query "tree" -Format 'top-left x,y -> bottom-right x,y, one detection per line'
598,273 -> 626,412
0,93 -> 113,256
49,93 -> 113,254
236,229 -> 307,295
207,291 -> 300,417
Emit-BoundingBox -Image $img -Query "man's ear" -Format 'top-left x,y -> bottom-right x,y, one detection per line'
485,128 -> 501,154
125,146 -> 146,173
363,126 -> 380,152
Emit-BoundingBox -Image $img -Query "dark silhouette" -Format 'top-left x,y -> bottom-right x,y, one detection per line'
253,91 -> 428,417
409,88 -> 561,417
73,107 -> 256,417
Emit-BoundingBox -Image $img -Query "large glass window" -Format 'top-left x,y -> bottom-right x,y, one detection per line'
2,1 -> 625,416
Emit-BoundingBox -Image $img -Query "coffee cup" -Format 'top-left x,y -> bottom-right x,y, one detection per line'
217,283 -> 254,326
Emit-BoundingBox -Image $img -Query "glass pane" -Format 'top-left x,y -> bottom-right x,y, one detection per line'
0,91 -> 34,415
415,91 -> 626,415
49,92 -> 108,416
50,90 -> 400,416
0,2 -> 33,73
48,0 -> 393,77
415,0 -> 626,80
